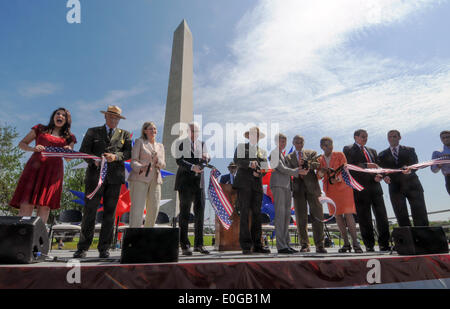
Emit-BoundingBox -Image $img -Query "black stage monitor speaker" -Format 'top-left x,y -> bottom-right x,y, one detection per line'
0,216 -> 49,264
120,227 -> 179,264
392,226 -> 449,255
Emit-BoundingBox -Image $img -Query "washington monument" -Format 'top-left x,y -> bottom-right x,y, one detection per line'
160,20 -> 194,219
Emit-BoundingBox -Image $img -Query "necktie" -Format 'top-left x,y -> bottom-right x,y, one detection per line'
361,146 -> 372,163
392,147 -> 398,163
108,128 -> 113,139
230,173 -> 234,185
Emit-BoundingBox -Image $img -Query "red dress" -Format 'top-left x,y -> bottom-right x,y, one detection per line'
10,125 -> 77,210
318,152 -> 356,216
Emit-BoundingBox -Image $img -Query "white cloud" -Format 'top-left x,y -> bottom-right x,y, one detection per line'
70,83 -> 166,138
17,82 -> 60,98
195,0 -> 449,141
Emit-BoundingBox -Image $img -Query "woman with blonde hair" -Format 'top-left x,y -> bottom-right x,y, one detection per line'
128,122 -> 166,227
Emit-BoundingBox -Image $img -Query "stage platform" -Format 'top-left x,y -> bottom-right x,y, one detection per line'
0,246 -> 449,289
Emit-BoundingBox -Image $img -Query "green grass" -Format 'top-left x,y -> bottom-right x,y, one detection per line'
52,234 -> 360,250
52,236 -> 215,250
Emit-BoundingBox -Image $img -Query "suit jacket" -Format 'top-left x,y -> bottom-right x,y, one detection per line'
174,137 -> 208,191
80,125 -> 132,186
343,143 -> 382,195
128,137 -> 166,184
269,149 -> 299,190
233,143 -> 268,192
377,145 -> 423,193
285,149 -> 321,197
219,173 -> 235,185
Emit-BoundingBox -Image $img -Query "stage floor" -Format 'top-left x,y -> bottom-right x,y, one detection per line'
1,246 -> 449,289
10,246 -> 393,266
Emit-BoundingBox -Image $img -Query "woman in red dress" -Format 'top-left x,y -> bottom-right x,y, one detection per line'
10,108 -> 76,224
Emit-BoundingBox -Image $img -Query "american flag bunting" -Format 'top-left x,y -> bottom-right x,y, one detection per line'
208,169 -> 233,230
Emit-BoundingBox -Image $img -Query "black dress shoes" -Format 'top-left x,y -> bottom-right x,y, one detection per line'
366,247 -> 375,252
242,249 -> 252,255
379,246 -> 391,252
278,248 -> 293,254
73,249 -> 87,259
253,246 -> 271,254
300,245 -> 311,252
182,247 -> 193,256
99,250 -> 110,258
288,247 -> 299,253
316,246 -> 328,254
194,246 -> 210,255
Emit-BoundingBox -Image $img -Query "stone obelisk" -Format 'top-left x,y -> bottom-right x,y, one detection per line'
160,20 -> 194,219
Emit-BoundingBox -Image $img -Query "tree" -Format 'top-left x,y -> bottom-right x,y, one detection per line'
0,125 -> 25,215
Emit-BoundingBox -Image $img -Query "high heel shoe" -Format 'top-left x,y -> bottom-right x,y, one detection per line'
353,245 -> 363,253
338,244 -> 352,253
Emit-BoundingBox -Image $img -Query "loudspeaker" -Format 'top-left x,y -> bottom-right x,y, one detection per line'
120,227 -> 179,263
392,226 -> 449,255
0,216 -> 49,264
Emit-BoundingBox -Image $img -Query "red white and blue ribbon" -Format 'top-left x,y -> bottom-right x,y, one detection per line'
341,158 -> 450,192
346,158 -> 450,175
86,157 -> 108,200
42,146 -> 110,199
341,165 -> 364,191
317,196 -> 337,223
208,169 -> 233,230
41,146 -> 101,160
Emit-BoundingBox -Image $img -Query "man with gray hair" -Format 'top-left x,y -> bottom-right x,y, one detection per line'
174,122 -> 210,255
269,133 -> 302,254
286,135 -> 327,253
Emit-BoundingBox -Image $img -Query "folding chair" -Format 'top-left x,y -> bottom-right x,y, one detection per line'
49,209 -> 82,251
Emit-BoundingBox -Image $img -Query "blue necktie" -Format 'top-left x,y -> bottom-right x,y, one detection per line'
392,148 -> 398,163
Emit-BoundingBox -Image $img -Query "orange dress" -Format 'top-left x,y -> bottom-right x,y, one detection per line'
318,152 -> 356,215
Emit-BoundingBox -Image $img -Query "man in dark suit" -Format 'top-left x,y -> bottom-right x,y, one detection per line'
174,123 -> 210,256
285,135 -> 327,253
219,162 -> 237,185
233,126 -> 270,254
343,129 -> 390,252
378,130 -> 429,227
74,105 -> 132,258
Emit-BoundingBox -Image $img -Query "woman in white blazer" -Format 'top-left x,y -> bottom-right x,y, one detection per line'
128,122 -> 166,227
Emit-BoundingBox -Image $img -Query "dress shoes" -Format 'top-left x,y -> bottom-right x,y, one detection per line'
194,246 -> 210,255
278,248 -> 293,254
288,247 -> 299,253
300,245 -> 311,253
366,247 -> 375,252
379,246 -> 391,252
316,246 -> 328,254
182,247 -> 193,256
73,249 -> 87,259
99,250 -> 110,259
253,246 -> 271,254
242,249 -> 252,255
353,245 -> 364,253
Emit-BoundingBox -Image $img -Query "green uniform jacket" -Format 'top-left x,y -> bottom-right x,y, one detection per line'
79,125 -> 132,187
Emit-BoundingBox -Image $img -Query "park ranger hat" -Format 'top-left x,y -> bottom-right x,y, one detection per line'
100,105 -> 126,119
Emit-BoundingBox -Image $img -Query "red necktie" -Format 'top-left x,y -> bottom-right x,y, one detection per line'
361,146 -> 371,163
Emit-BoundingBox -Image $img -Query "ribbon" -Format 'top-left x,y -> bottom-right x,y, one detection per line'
346,158 -> 450,175
316,196 -> 336,223
86,157 -> 107,199
41,146 -> 101,160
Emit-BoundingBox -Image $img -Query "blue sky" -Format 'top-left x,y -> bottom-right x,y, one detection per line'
1,0 -> 449,222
